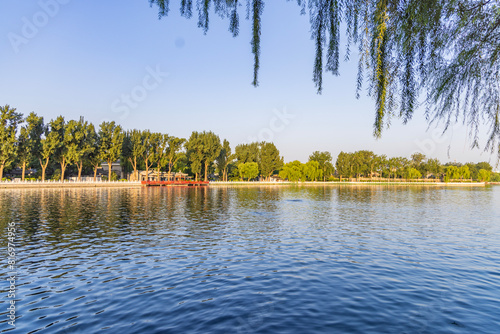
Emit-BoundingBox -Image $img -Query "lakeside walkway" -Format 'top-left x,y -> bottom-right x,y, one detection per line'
0,180 -> 488,189
0,181 -> 142,189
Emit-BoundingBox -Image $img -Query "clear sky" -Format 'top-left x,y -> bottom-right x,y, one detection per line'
0,0 -> 497,166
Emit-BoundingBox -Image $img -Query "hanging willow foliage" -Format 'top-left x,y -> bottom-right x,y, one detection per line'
149,0 -> 500,156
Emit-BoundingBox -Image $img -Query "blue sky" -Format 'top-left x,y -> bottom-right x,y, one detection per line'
0,0 -> 496,165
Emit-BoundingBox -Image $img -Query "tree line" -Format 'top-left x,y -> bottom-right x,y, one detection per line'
1,105 -> 498,182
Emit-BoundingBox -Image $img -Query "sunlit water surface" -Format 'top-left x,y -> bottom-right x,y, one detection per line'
1,186 -> 500,333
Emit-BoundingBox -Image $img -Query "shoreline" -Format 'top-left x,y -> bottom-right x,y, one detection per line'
0,182 -> 142,189
0,181 -> 489,189
209,181 -> 487,187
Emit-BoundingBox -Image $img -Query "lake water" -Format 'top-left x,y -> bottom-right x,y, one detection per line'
1,185 -> 499,333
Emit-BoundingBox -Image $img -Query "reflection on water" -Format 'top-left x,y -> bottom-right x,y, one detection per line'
1,186 -> 499,333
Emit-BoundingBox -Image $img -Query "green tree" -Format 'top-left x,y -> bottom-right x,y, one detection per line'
200,131 -> 222,181
141,130 -> 156,181
304,160 -> 322,181
123,129 -> 145,181
238,162 -> 259,181
477,169 -> 491,182
234,142 -> 259,164
445,165 -> 460,182
258,142 -> 283,181
425,158 -> 442,179
186,131 -> 204,181
17,112 -> 44,181
476,162 -> 493,172
166,136 -> 186,181
374,154 -> 387,179
279,160 -> 304,182
458,165 -> 471,181
336,152 -> 353,181
86,124 -> 101,181
152,133 -> 169,181
99,121 -> 124,181
216,139 -> 232,181
66,118 -> 94,181
489,172 -> 500,182
309,151 -> 333,181
39,121 -> 59,181
411,153 -> 426,166
48,116 -> 70,181
0,105 -> 23,180
406,167 -> 422,180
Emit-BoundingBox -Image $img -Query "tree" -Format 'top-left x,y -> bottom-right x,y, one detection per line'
86,124 -> 101,181
67,118 -> 94,181
186,131 -> 204,181
238,162 -> 259,181
151,133 -> 169,181
0,105 -> 23,180
39,121 -> 59,181
425,158 -> 442,179
477,169 -> 491,182
123,129 -> 146,181
48,116 -> 71,181
489,172 -> 500,182
303,160 -> 322,181
166,136 -> 186,180
150,1 -> 500,156
458,166 -> 471,181
406,167 -> 422,180
258,142 -> 283,181
309,151 -> 333,181
411,153 -> 426,166
141,130 -> 156,181
200,131 -> 222,181
476,162 -> 493,172
216,139 -> 232,181
234,142 -> 259,164
99,121 -> 124,181
336,152 -> 353,181
279,160 -> 304,182
445,165 -> 460,182
17,112 -> 44,181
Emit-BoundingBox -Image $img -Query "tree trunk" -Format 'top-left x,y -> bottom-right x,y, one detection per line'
93,166 -> 98,181
108,161 -> 112,181
77,162 -> 83,181
129,157 -> 138,181
145,162 -> 149,182
157,167 -> 160,181
167,162 -> 172,181
22,162 -> 26,181
40,158 -> 49,182
61,159 -> 67,182
0,164 -> 4,180
195,173 -> 198,182
204,161 -> 208,181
